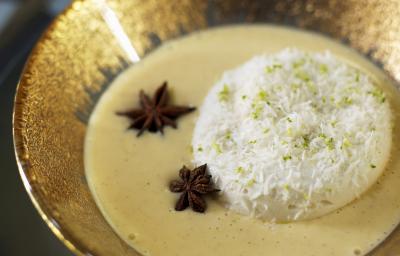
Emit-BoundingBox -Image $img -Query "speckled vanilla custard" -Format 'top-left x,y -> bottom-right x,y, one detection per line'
192,49 -> 392,222
85,25 -> 400,256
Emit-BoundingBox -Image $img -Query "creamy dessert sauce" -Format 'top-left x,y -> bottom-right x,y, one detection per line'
85,25 -> 400,256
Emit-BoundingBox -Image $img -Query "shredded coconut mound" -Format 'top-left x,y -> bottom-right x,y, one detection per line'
192,48 -> 392,222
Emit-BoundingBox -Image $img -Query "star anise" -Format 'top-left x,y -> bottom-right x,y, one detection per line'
116,81 -> 196,136
169,164 -> 219,213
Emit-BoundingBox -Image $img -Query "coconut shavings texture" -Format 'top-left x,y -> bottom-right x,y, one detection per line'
192,48 -> 392,222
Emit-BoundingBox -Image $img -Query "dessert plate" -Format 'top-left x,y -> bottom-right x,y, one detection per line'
13,0 -> 400,255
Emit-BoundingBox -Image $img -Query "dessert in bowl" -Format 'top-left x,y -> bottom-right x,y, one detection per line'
13,1 -> 400,255
85,25 -> 396,256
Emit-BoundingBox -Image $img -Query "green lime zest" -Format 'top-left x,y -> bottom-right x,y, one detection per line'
283,155 -> 292,161
235,166 -> 245,174
292,58 -> 306,69
218,84 -> 230,102
325,137 -> 335,150
341,137 -> 352,149
283,184 -> 290,191
257,90 -> 269,102
246,179 -> 256,187
306,81 -> 317,94
302,135 -> 310,149
295,70 -> 311,82
368,88 -> 386,103
291,83 -> 301,91
225,130 -> 232,140
212,141 -> 222,154
251,105 -> 263,119
337,96 -> 353,107
319,64 -> 328,74
265,63 -> 283,73
355,72 -> 360,82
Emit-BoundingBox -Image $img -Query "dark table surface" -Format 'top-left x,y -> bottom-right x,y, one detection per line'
0,1 -> 73,255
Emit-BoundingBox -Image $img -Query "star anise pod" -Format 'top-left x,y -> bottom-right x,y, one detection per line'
169,164 -> 219,213
117,81 -> 196,136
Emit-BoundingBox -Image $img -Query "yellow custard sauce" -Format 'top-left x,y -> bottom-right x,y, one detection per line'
85,25 -> 400,256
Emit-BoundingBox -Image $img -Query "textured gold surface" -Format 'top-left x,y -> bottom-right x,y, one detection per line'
13,0 -> 400,255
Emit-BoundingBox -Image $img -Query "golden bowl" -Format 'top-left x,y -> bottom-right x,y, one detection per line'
13,0 -> 400,255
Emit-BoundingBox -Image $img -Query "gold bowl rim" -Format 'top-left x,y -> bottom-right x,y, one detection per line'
12,2 -> 87,255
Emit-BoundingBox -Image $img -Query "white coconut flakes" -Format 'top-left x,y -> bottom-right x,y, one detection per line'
192,48 -> 392,222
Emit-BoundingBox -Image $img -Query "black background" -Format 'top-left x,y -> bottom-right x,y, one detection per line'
0,1 -> 73,255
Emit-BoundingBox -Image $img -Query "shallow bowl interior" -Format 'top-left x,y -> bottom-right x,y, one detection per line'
13,0 -> 400,255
